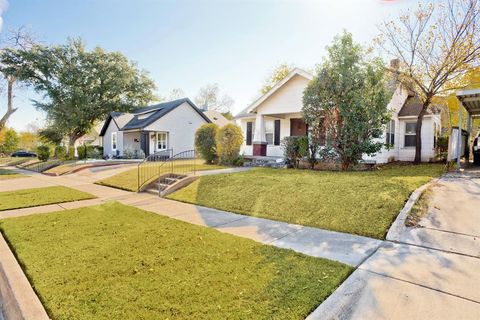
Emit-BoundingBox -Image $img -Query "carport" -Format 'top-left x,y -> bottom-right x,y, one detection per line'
454,89 -> 480,167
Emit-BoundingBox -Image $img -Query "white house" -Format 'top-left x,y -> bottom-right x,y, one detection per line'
99,98 -> 211,158
235,68 -> 442,163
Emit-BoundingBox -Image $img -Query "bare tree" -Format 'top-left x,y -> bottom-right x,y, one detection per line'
376,0 -> 480,163
0,27 -> 36,130
194,83 -> 234,112
168,88 -> 185,100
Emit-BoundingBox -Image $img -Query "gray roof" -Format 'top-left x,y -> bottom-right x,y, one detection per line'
100,98 -> 210,136
398,97 -> 439,117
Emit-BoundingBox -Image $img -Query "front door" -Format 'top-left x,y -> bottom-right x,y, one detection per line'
290,118 -> 307,136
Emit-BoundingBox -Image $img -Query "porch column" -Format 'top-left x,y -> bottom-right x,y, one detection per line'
253,113 -> 267,156
456,104 -> 463,168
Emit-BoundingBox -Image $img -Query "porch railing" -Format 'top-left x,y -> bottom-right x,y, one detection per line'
137,149 -> 173,191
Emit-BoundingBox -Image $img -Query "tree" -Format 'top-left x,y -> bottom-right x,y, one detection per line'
0,27 -> 36,131
1,38 -> 157,146
303,32 -> 391,170
195,123 -> 219,164
261,63 -> 293,94
0,127 -> 19,154
168,88 -> 185,100
18,131 -> 39,151
376,0 -> 480,163
194,83 -> 234,113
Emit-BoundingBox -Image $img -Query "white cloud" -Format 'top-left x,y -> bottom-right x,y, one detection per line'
0,0 -> 8,31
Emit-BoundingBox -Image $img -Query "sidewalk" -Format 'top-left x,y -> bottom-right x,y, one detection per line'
0,166 -> 381,267
308,168 -> 480,319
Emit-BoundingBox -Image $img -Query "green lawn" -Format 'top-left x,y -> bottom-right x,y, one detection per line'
168,164 -> 445,239
0,186 -> 95,211
0,168 -> 25,180
96,160 -> 225,192
0,202 -> 352,319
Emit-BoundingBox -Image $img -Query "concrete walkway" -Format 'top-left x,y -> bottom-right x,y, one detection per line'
309,167 -> 480,319
0,165 -> 381,267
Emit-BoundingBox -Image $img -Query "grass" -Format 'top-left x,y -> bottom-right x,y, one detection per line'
0,186 -> 95,211
96,160 -> 225,192
0,168 -> 26,180
0,202 -> 352,320
168,163 -> 445,239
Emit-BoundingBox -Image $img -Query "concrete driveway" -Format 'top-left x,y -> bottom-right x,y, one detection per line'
309,167 -> 480,319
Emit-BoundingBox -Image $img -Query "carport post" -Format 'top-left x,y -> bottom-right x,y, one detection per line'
456,103 -> 463,169
466,112 -> 472,161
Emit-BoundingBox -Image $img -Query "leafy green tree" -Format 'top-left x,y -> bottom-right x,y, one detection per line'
0,128 -> 19,154
261,63 -> 293,94
195,123 -> 219,164
1,38 -> 157,146
303,32 -> 390,170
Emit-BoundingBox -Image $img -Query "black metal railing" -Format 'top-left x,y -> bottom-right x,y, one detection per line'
137,149 -> 173,191
157,150 -> 197,193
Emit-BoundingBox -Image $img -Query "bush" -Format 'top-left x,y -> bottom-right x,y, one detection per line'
233,155 -> 246,167
134,149 -> 145,159
36,145 -> 51,161
66,146 -> 75,160
282,136 -> 308,168
195,123 -> 219,164
123,147 -> 134,159
216,124 -> 243,165
55,146 -> 67,160
86,145 -> 103,159
77,145 -> 87,160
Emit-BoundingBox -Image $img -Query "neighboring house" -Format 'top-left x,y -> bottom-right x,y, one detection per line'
235,68 -> 442,163
99,98 -> 210,157
74,122 -> 103,155
203,110 -> 233,127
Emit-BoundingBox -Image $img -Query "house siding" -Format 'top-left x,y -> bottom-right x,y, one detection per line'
102,120 -> 124,157
145,102 -> 208,155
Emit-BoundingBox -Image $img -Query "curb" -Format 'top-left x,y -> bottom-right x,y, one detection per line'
0,232 -> 49,320
385,178 -> 439,241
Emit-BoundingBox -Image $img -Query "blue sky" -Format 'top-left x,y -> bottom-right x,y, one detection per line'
1,0 -> 415,131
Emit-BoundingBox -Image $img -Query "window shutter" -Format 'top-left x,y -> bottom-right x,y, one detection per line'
246,122 -> 253,146
274,120 -> 281,145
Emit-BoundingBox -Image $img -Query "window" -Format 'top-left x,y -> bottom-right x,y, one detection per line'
386,120 -> 395,145
157,132 -> 168,150
265,120 -> 274,145
111,132 -> 117,150
404,122 -> 416,147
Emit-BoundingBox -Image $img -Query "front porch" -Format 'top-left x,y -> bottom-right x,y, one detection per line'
239,112 -> 307,157
123,130 -> 170,156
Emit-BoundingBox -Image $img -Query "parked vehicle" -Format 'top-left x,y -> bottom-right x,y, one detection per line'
11,151 -> 37,157
473,133 -> 480,165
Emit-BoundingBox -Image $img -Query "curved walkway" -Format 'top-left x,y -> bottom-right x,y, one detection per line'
0,165 -> 381,267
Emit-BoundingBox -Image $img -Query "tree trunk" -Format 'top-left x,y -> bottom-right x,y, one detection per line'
0,78 -> 17,131
414,100 -> 430,164
341,161 -> 350,171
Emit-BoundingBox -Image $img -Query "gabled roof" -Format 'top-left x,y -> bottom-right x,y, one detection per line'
398,96 -> 440,117
203,110 -> 232,127
99,98 -> 210,136
235,68 -> 313,118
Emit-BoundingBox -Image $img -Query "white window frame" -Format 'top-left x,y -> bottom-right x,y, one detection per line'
404,122 -> 417,148
386,120 -> 395,146
111,132 -> 117,150
265,120 -> 274,145
156,132 -> 168,151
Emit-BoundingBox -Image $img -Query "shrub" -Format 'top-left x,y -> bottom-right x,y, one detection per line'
123,147 -> 134,159
216,124 -> 243,165
282,136 -> 308,168
134,149 -> 145,159
66,146 -> 75,160
86,146 -> 103,159
77,145 -> 87,160
233,155 -> 246,167
195,123 -> 219,164
36,145 -> 51,161
55,146 -> 67,160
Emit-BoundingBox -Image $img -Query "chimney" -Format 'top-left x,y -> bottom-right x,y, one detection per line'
389,58 -> 400,91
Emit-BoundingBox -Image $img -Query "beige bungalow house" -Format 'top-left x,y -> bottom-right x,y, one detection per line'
235,68 -> 442,163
